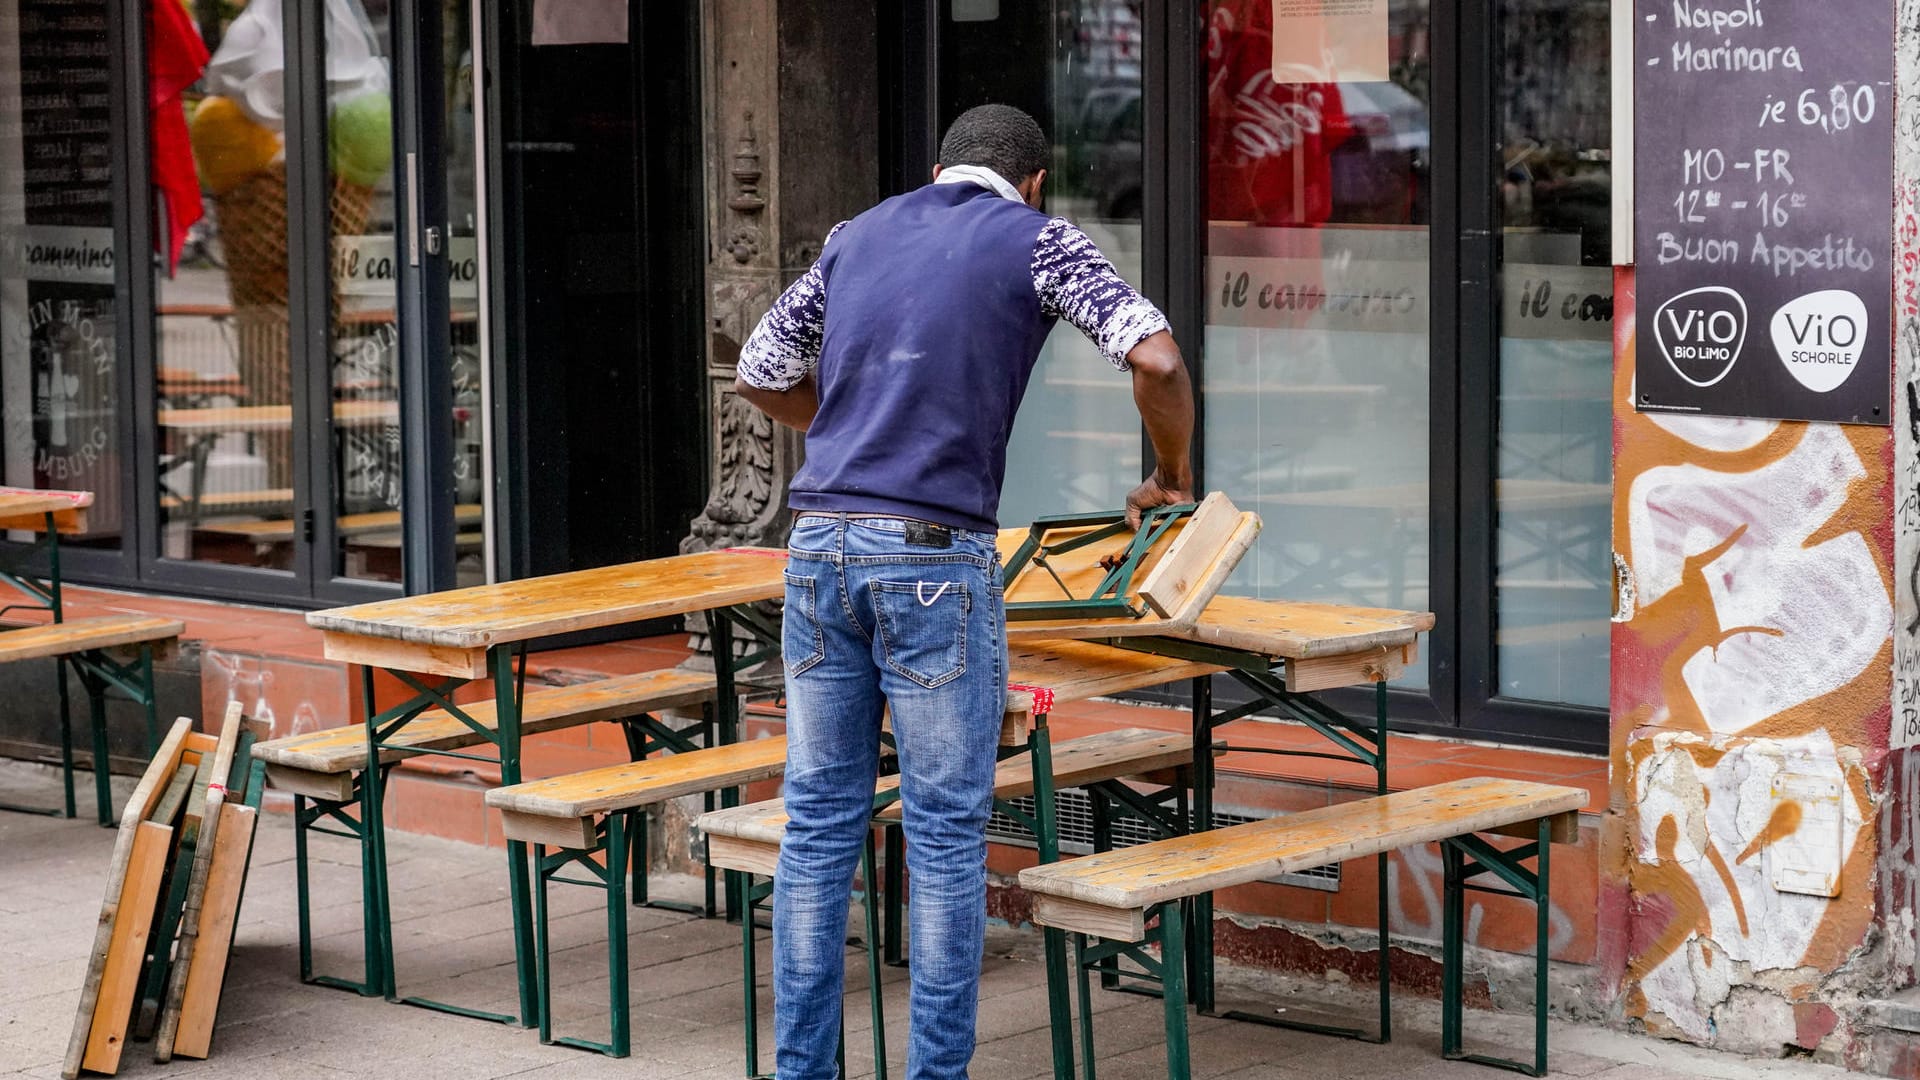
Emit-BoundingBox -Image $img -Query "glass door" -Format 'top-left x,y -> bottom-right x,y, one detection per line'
138,0 -> 482,602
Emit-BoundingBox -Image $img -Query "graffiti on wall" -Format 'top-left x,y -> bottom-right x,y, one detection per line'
1610,269 -> 1892,1052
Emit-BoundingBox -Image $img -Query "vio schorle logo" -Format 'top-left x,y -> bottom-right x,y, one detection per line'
1653,286 -> 1748,388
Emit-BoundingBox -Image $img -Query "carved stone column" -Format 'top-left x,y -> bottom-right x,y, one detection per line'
680,0 -> 879,559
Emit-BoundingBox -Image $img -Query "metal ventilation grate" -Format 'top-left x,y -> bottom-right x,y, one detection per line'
987,789 -> 1341,893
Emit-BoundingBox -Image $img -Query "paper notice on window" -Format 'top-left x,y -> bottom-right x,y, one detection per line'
532,0 -> 628,45
1271,0 -> 1389,84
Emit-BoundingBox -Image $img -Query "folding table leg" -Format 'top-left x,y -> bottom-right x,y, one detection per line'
1159,902 -> 1192,1080
1029,717 -> 1077,1080
84,666 -> 110,827
607,813 -> 632,1057
862,832 -> 889,1080
57,656 -> 74,818
1073,933 -> 1097,1080
533,843 -> 554,1046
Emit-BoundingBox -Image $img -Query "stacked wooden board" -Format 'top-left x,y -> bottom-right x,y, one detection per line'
62,703 -> 268,1078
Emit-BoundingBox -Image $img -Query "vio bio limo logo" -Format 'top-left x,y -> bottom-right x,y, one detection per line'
1654,286 -> 1747,388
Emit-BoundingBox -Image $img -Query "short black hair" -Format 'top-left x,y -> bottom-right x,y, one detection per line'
938,104 -> 1050,184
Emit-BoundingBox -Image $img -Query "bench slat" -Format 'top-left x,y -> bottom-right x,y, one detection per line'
251,668 -> 717,774
699,727 -> 1199,853
487,735 -> 789,820
1017,778 -> 1587,917
0,615 -> 183,665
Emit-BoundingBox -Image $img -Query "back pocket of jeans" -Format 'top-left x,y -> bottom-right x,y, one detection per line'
870,579 -> 971,689
783,572 -> 826,677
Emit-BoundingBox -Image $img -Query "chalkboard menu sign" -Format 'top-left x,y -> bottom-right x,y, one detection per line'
1634,0 -> 1894,425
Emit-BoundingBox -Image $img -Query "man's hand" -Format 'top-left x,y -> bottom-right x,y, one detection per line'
1125,468 -> 1195,529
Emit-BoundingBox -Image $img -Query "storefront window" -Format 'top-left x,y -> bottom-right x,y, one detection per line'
0,0 -> 122,548
1494,0 -> 1612,707
939,0 -> 1146,526
1202,0 -> 1433,687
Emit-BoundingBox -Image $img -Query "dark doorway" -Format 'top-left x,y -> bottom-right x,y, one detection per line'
489,0 -> 707,578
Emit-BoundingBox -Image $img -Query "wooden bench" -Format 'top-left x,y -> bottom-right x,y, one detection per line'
1017,778 -> 1588,1080
695,726 -> 1208,1077
483,734 -> 795,1055
249,666 -> 722,995
0,615 -> 184,827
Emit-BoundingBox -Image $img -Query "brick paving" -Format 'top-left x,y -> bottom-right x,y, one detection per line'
0,762 -> 1850,1080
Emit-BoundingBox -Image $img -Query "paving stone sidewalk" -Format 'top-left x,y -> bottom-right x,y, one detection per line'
0,762 -> 1851,1080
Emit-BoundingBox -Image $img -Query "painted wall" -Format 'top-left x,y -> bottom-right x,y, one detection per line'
1607,264 -> 1896,1061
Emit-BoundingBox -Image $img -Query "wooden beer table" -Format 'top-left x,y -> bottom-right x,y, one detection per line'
305,547 -> 791,1027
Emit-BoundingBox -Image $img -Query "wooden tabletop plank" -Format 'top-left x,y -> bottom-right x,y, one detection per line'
1016,778 -> 1587,911
488,736 -> 790,817
1179,595 -> 1435,660
0,616 -> 184,665
1006,638 -> 1225,705
0,487 -> 93,533
309,548 -> 788,650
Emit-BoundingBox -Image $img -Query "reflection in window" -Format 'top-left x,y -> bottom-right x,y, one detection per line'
1203,0 -> 1434,687
0,0 -> 124,548
940,0 -> 1147,527
1495,0 -> 1612,707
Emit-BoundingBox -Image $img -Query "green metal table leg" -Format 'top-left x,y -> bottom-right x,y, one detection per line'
1188,675 -> 1215,1013
1374,679 -> 1392,1044
883,823 -> 905,967
359,667 -> 394,999
1074,933 -> 1097,1080
1441,841 -> 1465,1059
294,794 -> 312,980
1029,716 -> 1077,1080
534,842 -> 554,1045
85,667 -> 110,827
1159,902 -> 1192,1080
139,645 -> 158,754
57,657 -> 74,818
1534,818 -> 1551,1077
710,607 -> 743,926
491,645 -> 540,1028
607,812 -> 632,1057
862,831 -> 889,1080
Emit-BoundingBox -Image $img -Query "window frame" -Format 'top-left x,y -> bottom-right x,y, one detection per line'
903,0 -> 1609,752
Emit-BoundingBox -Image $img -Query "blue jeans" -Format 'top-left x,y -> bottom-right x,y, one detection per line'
774,514 -> 1006,1080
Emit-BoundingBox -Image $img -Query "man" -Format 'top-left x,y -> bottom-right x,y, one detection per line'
734,103 -> 1196,1080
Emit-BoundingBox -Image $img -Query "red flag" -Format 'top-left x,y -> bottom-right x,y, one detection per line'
150,0 -> 210,274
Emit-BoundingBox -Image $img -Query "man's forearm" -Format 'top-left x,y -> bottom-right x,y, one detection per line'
1126,331 -> 1194,487
735,375 -> 820,432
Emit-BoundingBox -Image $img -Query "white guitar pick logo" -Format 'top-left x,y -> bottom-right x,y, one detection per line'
1771,290 -> 1868,394
1654,286 -> 1747,387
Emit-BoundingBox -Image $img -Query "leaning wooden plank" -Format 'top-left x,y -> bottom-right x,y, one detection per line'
79,819 -> 173,1075
63,717 -> 192,1080
1137,492 -> 1241,618
147,763 -> 195,828
171,802 -> 259,1059
134,836 -> 198,1040
153,703 -> 243,1062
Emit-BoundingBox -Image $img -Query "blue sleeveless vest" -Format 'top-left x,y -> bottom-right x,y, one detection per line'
788,182 -> 1057,533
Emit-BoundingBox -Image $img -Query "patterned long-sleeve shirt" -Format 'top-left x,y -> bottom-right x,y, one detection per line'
737,215 -> 1170,392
